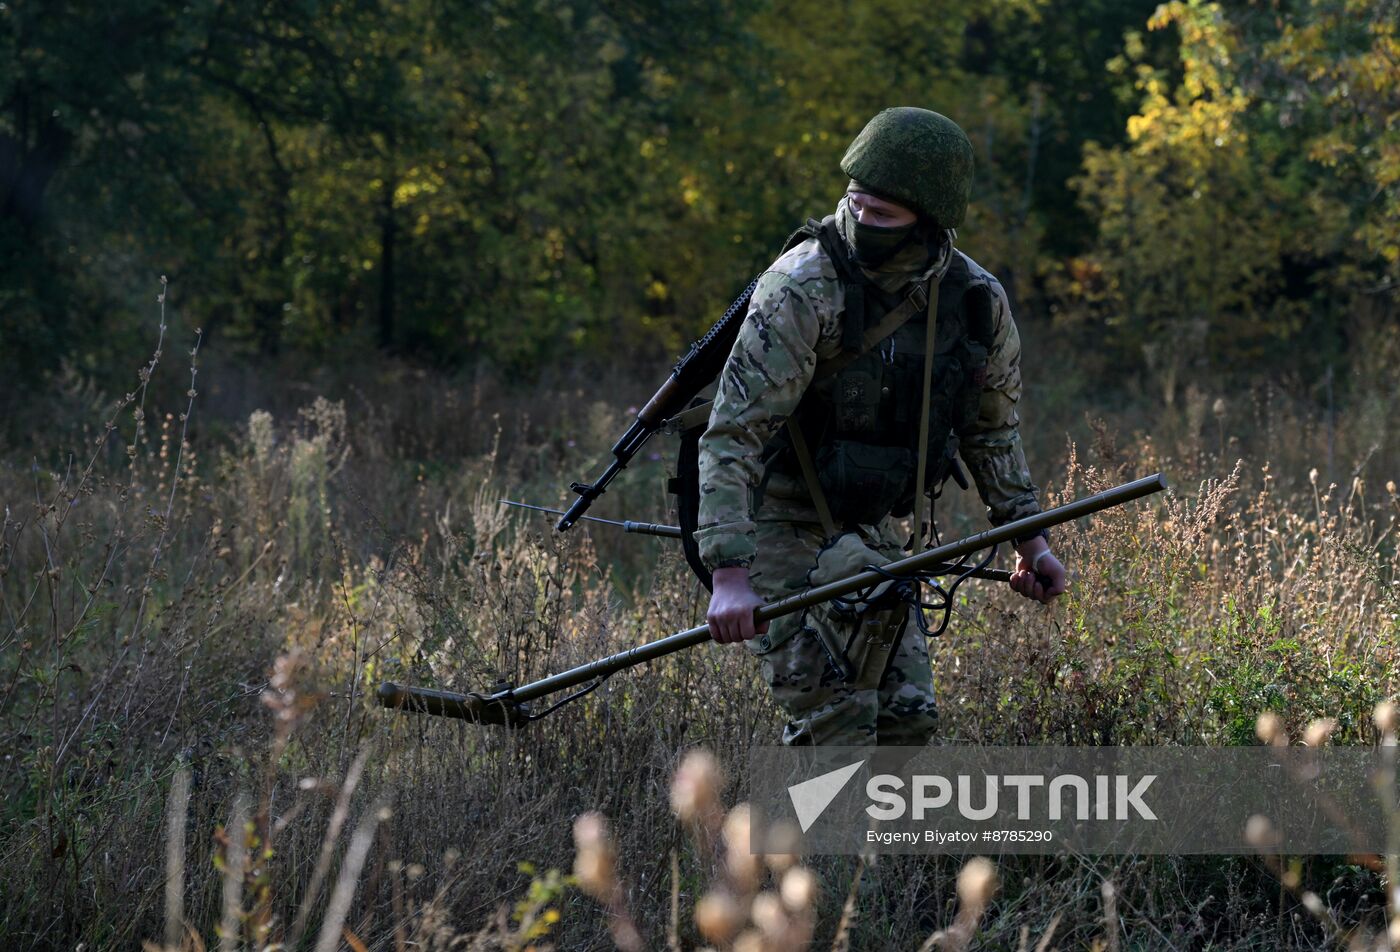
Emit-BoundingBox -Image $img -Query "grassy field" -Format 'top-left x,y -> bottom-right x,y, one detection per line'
1,302 -> 1398,950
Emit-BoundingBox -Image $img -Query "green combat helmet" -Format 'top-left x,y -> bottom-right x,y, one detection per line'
840,107 -> 974,230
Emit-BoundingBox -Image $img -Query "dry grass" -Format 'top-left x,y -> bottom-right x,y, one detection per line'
1,287 -> 1399,950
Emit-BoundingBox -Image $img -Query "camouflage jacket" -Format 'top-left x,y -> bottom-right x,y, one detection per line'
695,197 -> 1040,571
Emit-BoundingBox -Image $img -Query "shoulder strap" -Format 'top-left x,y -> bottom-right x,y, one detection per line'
910,273 -> 942,549
781,217 -> 825,252
778,215 -> 872,355
810,278 -> 928,383
662,276 -> 930,434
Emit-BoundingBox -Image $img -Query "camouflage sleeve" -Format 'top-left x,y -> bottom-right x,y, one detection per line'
695,269 -> 833,570
956,275 -> 1042,527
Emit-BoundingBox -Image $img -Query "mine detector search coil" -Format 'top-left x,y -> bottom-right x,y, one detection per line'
377,473 -> 1169,726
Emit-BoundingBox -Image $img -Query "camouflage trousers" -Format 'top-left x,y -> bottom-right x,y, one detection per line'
745,517 -> 939,747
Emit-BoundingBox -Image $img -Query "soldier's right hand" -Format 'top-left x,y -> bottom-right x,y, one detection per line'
707,567 -> 770,644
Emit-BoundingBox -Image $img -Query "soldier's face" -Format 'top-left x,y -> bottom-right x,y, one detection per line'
846,190 -> 917,228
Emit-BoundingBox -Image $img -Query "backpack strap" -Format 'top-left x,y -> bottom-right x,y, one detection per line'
663,275 -> 930,435
783,215 -> 874,354
780,217 -> 826,253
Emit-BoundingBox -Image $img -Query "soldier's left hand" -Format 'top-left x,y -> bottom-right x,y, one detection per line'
1010,548 -> 1068,604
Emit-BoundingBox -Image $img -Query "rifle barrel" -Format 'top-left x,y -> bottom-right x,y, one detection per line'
622,520 -> 685,539
502,499 -> 683,538
381,473 -> 1166,721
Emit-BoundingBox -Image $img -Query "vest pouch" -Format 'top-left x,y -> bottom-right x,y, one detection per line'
814,440 -> 916,526
833,361 -> 882,434
889,435 -> 960,518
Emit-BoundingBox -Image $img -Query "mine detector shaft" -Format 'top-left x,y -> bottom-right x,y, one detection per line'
378,474 -> 1168,726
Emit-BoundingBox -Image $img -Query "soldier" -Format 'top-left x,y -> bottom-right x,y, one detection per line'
696,107 -> 1067,747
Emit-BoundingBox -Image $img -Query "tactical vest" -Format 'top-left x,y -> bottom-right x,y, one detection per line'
763,217 -> 995,527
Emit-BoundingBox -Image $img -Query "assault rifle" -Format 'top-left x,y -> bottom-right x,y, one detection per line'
554,278 -> 761,532
378,473 -> 1168,726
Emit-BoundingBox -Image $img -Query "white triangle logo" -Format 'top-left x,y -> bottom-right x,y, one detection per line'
787,760 -> 865,833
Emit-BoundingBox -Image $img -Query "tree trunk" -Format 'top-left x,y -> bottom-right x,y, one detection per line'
0,119 -> 73,239
378,174 -> 397,351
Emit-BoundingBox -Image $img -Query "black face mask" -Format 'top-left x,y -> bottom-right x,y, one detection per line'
849,219 -> 917,267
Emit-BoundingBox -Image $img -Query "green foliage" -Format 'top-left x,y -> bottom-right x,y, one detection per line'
1064,0 -> 1399,398
510,863 -> 570,941
4,0 -> 1170,392
2,0 -> 1395,452
1203,599 -> 1388,746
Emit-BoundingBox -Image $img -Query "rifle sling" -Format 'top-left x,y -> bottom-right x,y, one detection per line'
784,418 -> 837,538
910,275 -> 942,549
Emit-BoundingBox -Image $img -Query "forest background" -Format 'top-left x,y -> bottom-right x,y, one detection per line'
2,0 -> 1400,949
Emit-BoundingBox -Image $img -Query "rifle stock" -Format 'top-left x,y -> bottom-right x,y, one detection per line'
381,473 -> 1168,725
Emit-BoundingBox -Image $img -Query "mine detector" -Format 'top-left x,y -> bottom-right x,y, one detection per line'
376,268 -> 1168,727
